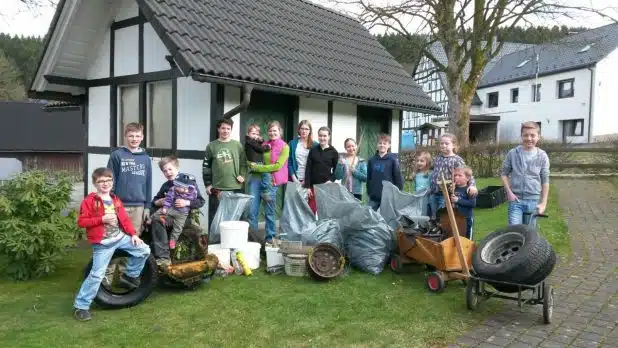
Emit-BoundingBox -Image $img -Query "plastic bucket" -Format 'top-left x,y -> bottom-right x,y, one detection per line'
220,221 -> 249,249
237,242 -> 261,270
207,244 -> 231,268
265,246 -> 285,268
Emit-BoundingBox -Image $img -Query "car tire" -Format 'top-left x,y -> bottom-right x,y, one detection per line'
83,250 -> 157,309
472,224 -> 547,283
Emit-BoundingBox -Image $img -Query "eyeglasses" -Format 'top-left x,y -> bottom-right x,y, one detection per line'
96,179 -> 113,184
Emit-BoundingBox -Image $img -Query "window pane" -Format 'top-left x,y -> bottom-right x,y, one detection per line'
147,81 -> 172,149
118,85 -> 140,146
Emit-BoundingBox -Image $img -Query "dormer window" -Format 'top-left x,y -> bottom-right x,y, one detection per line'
516,59 -> 530,68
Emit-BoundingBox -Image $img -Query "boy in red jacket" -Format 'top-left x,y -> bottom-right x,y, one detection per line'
73,167 -> 151,321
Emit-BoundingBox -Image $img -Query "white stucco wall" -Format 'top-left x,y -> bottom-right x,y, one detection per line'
143,23 -> 171,73
114,0 -> 139,21
86,30 -> 110,79
298,97 -> 328,139
177,77 -> 211,150
88,86 -> 111,147
86,154 -> 111,191
476,68 -> 592,143
223,86 -> 241,141
591,48 -> 618,141
391,109 -> 400,153
113,25 -> 139,76
331,101 -> 357,151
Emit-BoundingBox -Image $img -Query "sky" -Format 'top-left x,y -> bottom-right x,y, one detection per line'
0,0 -> 616,37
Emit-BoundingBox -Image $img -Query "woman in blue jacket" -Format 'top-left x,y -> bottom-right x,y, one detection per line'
288,120 -> 318,184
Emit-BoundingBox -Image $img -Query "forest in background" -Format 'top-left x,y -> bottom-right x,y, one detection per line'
0,25 -> 588,101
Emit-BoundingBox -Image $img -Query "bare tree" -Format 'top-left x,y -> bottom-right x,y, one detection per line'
322,0 -> 617,145
1,0 -> 57,18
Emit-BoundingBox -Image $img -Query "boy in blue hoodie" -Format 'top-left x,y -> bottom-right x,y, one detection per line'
107,122 -> 152,236
366,134 -> 403,211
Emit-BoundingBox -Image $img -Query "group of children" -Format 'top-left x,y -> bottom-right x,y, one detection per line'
73,119 -> 549,322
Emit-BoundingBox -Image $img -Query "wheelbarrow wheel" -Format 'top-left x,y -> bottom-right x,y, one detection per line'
466,279 -> 479,310
390,254 -> 402,273
543,283 -> 554,324
425,272 -> 445,293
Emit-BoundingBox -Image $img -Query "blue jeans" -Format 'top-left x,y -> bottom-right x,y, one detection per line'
430,194 -> 445,218
508,199 -> 538,227
74,234 -> 151,310
247,175 -> 278,242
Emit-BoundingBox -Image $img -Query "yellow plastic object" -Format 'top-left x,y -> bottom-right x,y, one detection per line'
235,251 -> 252,276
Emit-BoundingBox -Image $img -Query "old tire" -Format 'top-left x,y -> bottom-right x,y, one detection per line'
488,237 -> 557,293
390,254 -> 402,273
466,279 -> 479,310
472,224 -> 548,283
83,250 -> 157,309
425,272 -> 445,293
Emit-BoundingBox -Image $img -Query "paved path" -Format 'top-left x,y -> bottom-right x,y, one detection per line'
453,179 -> 618,348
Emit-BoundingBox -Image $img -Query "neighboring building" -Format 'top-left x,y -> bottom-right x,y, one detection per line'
0,101 -> 84,179
28,0 -> 439,228
406,22 -> 618,144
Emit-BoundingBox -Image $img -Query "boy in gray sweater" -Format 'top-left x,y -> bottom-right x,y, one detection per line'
499,121 -> 550,227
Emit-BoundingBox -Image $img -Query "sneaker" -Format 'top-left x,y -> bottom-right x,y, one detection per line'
169,240 -> 176,249
156,258 -> 171,268
117,274 -> 141,290
74,308 -> 92,321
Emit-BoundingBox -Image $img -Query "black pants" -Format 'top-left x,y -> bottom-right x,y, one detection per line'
150,218 -> 170,260
207,188 -> 244,232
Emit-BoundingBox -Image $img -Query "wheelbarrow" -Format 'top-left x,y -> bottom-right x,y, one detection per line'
390,174 -> 474,292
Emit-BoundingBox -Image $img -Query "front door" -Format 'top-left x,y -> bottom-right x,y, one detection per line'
241,90 -> 297,218
356,105 -> 391,161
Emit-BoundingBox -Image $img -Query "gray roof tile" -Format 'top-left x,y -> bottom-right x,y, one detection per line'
481,23 -> 618,87
138,0 -> 439,112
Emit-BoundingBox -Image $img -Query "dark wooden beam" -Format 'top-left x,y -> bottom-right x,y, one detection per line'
44,75 -> 89,87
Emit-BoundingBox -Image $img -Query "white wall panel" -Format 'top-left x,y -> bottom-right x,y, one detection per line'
224,86 -> 241,141
391,109 -> 400,153
86,154 -> 111,192
143,23 -> 171,73
86,30 -> 110,79
113,26 -> 139,76
88,86 -> 111,147
177,77 -> 211,150
331,101 -> 357,152
298,97 -> 328,139
114,0 -> 139,21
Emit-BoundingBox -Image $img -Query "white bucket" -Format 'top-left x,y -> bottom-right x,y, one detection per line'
207,244 -> 231,268
237,242 -> 261,270
265,246 -> 285,268
220,221 -> 249,249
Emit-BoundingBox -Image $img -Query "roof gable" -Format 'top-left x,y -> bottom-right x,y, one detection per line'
481,23 -> 618,87
137,0 -> 439,112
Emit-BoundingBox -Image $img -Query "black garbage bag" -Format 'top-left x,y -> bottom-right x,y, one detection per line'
379,181 -> 429,230
279,182 -> 317,242
315,183 -> 395,275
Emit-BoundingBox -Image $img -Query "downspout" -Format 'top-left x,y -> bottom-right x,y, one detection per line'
223,84 -> 253,119
587,66 -> 595,143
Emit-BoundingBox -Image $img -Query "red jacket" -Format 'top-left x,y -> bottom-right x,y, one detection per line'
77,192 -> 136,244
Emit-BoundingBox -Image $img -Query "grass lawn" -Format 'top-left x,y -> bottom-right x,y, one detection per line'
0,179 -> 570,348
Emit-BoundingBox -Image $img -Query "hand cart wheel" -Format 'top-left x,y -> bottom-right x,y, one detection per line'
390,254 -> 402,273
425,272 -> 446,293
543,283 -> 554,324
466,278 -> 479,310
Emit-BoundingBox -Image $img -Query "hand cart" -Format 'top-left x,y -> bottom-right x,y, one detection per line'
465,213 -> 554,324
391,174 -> 474,292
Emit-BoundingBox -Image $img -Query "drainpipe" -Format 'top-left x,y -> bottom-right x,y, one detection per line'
223,84 -> 254,119
587,66 -> 595,143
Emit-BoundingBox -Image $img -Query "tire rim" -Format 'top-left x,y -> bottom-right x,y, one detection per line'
480,232 -> 525,264
548,289 -> 554,319
391,258 -> 398,270
101,257 -> 135,295
470,284 -> 478,307
427,275 -> 439,290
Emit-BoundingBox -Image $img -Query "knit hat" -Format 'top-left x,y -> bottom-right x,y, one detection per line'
173,173 -> 192,188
